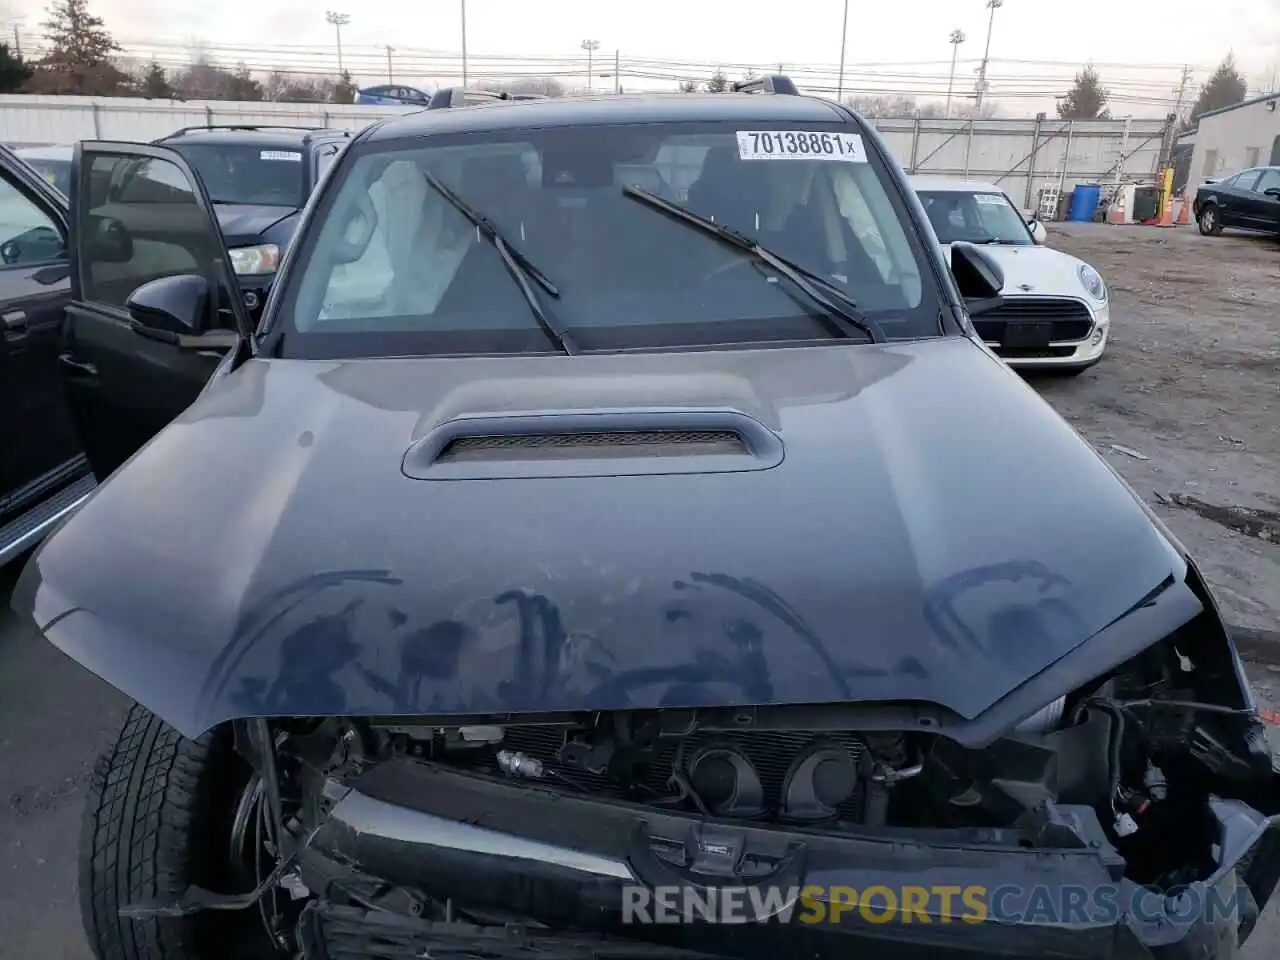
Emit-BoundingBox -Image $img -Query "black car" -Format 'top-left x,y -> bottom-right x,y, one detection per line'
152,124 -> 351,311
9,79 -> 1280,960
1194,165 -> 1280,235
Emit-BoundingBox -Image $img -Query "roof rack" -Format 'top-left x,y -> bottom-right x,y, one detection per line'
426,87 -> 548,110
156,124 -> 345,140
731,75 -> 800,96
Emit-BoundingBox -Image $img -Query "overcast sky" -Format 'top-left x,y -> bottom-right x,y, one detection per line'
11,0 -> 1280,114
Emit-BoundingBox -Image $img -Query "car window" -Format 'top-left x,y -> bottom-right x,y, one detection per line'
21,157 -> 72,198
1253,169 -> 1280,194
1234,169 -> 1262,191
279,121 -> 938,358
166,142 -> 306,207
916,189 -> 1033,247
78,152 -> 223,313
0,173 -> 64,266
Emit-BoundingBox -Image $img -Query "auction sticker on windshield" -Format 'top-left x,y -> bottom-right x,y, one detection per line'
737,131 -> 866,163
975,194 -> 1006,205
261,150 -> 303,162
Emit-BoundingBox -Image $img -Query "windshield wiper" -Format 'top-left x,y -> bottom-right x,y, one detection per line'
622,185 -> 885,344
420,170 -> 577,355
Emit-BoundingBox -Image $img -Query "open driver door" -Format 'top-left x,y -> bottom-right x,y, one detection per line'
61,141 -> 252,482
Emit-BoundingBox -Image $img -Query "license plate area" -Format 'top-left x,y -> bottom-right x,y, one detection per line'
1002,320 -> 1054,348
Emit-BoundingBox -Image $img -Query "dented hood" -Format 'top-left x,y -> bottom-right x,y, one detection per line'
14,338 -> 1186,738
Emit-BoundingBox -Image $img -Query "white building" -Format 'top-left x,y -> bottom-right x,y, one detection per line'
1187,92 -> 1280,186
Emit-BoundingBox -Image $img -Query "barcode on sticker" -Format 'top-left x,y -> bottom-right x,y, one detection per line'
975,193 -> 1006,205
261,150 -> 302,162
737,130 -> 867,163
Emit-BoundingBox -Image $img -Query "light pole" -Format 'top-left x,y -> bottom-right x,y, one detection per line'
581,39 -> 600,92
326,10 -> 350,75
946,29 -> 966,117
385,45 -> 394,83
836,0 -> 849,101
975,0 -> 1002,111
460,0 -> 468,86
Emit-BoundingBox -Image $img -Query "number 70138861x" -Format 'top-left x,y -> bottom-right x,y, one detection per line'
736,130 -> 868,163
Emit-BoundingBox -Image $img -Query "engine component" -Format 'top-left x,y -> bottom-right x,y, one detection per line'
684,742 -> 765,817
780,741 -> 860,822
496,750 -> 544,779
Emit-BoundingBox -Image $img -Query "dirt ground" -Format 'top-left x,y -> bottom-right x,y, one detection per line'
1031,222 -> 1280,650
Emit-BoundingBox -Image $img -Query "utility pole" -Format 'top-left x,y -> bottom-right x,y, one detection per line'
837,0 -> 849,101
12,24 -> 20,59
614,48 -> 621,94
326,10 -> 350,75
946,29 -> 966,118
460,0 -> 468,86
581,39 -> 600,92
385,45 -> 394,84
975,0 -> 1002,111
1171,64 -> 1192,125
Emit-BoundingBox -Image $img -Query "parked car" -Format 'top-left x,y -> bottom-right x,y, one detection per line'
356,83 -> 435,106
9,81 -> 1280,960
14,143 -> 72,197
912,176 -> 1109,375
0,143 -> 93,568
1193,166 -> 1280,235
152,124 -> 352,313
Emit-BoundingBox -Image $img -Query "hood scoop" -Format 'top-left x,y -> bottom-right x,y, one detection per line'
403,409 -> 783,481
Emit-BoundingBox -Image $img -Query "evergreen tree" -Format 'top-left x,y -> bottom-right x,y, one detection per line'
0,42 -> 32,93
1187,55 -> 1248,127
35,0 -> 125,94
139,60 -> 174,99
705,70 -> 729,93
1057,65 -> 1110,119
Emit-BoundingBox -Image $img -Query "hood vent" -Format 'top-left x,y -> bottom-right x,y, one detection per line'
403,410 -> 783,481
437,429 -> 747,464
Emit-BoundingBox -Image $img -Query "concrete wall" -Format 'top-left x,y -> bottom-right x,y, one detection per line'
0,94 -> 1170,216
1188,97 -> 1280,188
872,116 -> 1171,212
0,93 -> 414,146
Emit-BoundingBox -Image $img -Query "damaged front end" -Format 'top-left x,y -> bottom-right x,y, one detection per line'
139,577 -> 1280,960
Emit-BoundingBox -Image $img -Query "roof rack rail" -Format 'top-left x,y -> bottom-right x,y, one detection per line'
732,75 -> 800,96
157,124 -> 340,140
426,87 -> 548,110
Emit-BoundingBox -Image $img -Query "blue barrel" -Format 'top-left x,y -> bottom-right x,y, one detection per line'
1068,183 -> 1102,222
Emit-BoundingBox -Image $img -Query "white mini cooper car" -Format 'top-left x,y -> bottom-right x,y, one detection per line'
910,176 -> 1109,375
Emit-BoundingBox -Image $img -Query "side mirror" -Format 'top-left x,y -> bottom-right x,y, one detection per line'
126,274 -> 210,339
1028,219 -> 1048,245
950,241 -> 1004,316
1265,187 -> 1280,198
0,224 -> 65,265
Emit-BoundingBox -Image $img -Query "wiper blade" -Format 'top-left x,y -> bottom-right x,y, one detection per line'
622,185 -> 885,344
420,170 -> 577,355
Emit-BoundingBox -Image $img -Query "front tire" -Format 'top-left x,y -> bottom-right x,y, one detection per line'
1198,204 -> 1223,235
79,704 -> 268,960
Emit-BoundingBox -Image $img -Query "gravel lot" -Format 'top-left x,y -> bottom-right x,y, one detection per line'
1,220 -> 1277,958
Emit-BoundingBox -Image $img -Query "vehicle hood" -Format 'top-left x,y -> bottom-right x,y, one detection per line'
14,339 -> 1185,739
213,204 -> 297,247
941,243 -> 1095,299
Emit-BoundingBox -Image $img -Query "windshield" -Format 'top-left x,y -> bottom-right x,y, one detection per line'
21,156 -> 71,197
917,189 -> 1033,246
277,121 -> 937,357
167,143 -> 305,207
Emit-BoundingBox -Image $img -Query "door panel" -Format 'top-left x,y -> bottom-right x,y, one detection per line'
1250,169 -> 1280,232
0,160 -> 80,519
64,142 -> 250,481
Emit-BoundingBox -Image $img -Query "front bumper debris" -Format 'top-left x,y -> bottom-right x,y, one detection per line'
291,760 -> 1280,960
